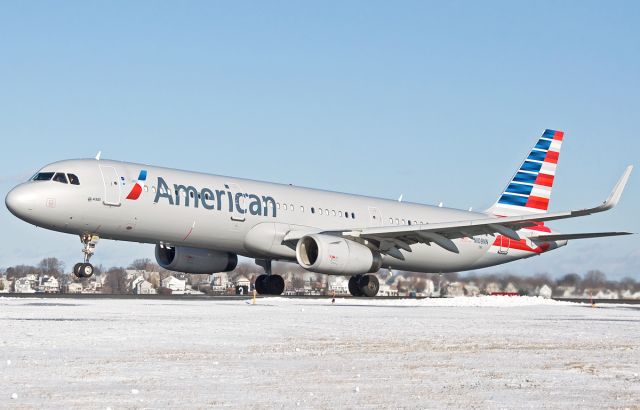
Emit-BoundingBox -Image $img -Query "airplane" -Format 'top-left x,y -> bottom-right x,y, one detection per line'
5,129 -> 633,297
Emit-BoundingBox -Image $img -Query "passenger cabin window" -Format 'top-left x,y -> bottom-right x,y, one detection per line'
67,174 -> 80,185
32,172 -> 54,181
53,173 -> 68,184
351,212 -> 355,219
311,207 -> 315,214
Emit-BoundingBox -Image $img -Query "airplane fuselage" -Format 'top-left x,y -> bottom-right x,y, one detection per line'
6,158 -> 562,274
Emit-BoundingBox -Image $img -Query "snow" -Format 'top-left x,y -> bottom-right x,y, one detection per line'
1,296 -> 639,408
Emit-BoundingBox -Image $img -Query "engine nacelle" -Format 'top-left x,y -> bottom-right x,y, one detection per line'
295,234 -> 382,275
155,244 -> 237,274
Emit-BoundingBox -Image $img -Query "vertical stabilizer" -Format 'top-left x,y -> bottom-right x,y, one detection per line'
487,129 -> 564,216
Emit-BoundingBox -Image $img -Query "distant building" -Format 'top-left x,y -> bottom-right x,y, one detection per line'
0,277 -> 11,293
484,282 -> 501,294
463,283 -> 481,297
162,276 -> 186,294
209,272 -> 230,293
131,276 -> 157,295
327,276 -> 349,295
537,284 -> 553,299
14,277 -> 35,293
444,282 -> 465,297
67,282 -> 83,294
504,283 -> 519,294
38,276 -> 59,293
378,283 -> 398,297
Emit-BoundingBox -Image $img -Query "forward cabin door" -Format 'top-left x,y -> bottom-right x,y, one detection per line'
99,165 -> 121,206
368,206 -> 383,227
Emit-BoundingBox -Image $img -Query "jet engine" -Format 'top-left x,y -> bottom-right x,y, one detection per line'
155,244 -> 237,274
295,234 -> 382,275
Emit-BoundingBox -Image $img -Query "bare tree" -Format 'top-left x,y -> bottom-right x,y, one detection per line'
583,270 -> 607,289
38,257 -> 65,277
128,258 -> 153,271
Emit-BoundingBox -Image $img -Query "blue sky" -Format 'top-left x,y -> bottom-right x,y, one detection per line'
1,1 -> 638,279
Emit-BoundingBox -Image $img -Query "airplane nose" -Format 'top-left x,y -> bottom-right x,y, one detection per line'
5,184 -> 37,220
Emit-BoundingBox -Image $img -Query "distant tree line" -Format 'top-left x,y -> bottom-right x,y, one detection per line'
1,257 -> 638,295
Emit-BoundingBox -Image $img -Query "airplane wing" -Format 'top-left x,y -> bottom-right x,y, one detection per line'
530,232 -> 632,241
322,165 -> 633,258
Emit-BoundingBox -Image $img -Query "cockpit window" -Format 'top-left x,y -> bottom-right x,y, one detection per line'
67,174 -> 80,185
52,173 -> 68,184
32,172 -> 54,181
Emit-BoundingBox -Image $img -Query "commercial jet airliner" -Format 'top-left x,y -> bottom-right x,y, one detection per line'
5,130 -> 633,296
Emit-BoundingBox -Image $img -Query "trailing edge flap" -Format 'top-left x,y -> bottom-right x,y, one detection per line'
531,232 -> 632,242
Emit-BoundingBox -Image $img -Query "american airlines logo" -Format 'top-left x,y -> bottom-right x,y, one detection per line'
126,170 -> 147,200
153,177 -> 278,217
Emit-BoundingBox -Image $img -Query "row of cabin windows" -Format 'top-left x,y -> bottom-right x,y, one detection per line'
32,172 -> 80,185
276,203 -> 356,219
389,217 -> 423,226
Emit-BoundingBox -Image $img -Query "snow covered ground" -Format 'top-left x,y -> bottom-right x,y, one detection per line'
1,296 -> 639,409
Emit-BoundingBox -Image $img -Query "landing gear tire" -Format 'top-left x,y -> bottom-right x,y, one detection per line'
73,263 -> 83,278
254,274 -> 285,295
255,274 -> 268,294
358,274 -> 379,297
266,275 -> 285,295
348,274 -> 379,297
348,275 -> 363,297
74,263 -> 94,278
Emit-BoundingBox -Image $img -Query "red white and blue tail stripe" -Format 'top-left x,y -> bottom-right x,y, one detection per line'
488,129 -> 563,216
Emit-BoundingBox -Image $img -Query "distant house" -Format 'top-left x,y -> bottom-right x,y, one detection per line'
133,277 -> 156,295
378,283 -> 398,297
327,276 -> 349,295
14,277 -> 35,293
444,282 -> 465,297
38,276 -> 59,293
67,282 -> 83,294
0,277 -> 11,293
209,272 -> 230,293
504,283 -> 519,294
161,276 -> 186,294
537,284 -> 553,299
463,283 -> 481,297
484,282 -> 501,294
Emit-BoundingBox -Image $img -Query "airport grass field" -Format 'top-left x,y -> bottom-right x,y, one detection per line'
1,296 -> 639,408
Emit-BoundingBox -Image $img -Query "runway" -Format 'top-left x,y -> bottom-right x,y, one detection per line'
1,296 -> 639,408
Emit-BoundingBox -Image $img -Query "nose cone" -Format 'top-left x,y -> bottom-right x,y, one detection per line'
5,184 -> 38,220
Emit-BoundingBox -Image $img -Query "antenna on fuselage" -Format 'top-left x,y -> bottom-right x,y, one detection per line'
95,151 -> 102,160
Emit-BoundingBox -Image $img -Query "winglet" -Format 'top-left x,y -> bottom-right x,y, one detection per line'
95,151 -> 102,160
599,165 -> 633,211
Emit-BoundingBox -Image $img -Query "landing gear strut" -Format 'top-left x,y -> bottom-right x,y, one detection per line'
254,259 -> 285,295
73,234 -> 99,278
348,274 -> 379,297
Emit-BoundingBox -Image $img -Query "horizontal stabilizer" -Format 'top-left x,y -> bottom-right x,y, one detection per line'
532,232 -> 632,242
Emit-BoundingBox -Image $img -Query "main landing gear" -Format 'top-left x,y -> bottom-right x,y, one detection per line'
348,274 -> 380,297
254,259 -> 285,295
73,233 -> 99,278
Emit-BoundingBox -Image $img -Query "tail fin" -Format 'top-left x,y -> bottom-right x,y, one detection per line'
487,129 -> 564,216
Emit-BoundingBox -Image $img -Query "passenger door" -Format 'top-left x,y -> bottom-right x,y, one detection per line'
99,165 -> 121,206
368,206 -> 383,227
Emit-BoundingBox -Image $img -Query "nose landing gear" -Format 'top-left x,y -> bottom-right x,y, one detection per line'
73,234 -> 99,278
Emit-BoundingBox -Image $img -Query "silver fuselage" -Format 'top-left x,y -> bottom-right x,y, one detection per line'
6,159 -> 564,274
